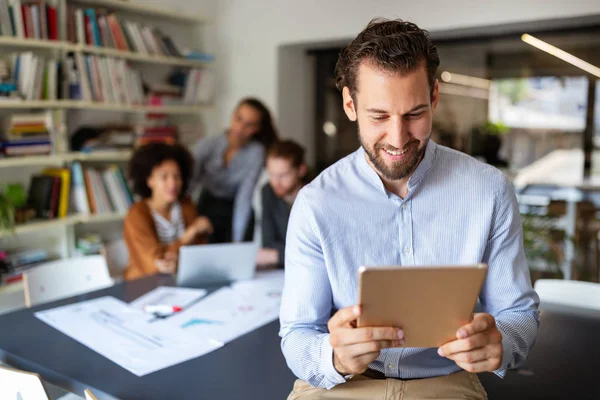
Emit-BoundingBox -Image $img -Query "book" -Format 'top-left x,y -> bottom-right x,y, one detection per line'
70,161 -> 90,214
27,174 -> 54,219
43,167 -> 70,218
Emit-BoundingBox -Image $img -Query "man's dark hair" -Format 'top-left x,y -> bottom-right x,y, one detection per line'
334,18 -> 440,98
128,143 -> 194,199
267,140 -> 305,168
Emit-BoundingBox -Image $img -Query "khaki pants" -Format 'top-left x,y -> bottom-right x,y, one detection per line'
288,371 -> 488,400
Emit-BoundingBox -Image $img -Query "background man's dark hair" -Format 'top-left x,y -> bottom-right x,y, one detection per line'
334,18 -> 440,98
267,140 -> 306,168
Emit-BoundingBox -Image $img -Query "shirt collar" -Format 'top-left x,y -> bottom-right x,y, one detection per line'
355,140 -> 438,197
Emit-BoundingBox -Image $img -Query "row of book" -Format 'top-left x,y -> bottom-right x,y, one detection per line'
67,6 -> 183,58
2,52 -> 214,105
8,52 -> 59,101
66,53 -> 144,104
71,162 -> 134,215
26,162 -> 133,220
1,111 -> 53,156
0,0 -> 59,40
0,248 -> 50,285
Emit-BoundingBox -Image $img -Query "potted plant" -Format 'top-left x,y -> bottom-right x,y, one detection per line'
473,121 -> 510,167
0,191 -> 15,234
521,213 -> 564,282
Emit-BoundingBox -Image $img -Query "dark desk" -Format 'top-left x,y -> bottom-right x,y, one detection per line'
0,275 -> 297,400
1,277 -> 599,400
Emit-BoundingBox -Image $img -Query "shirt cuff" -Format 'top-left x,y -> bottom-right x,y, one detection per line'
320,335 -> 348,388
493,327 -> 514,378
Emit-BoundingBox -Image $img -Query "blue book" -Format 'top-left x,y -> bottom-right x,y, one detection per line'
84,9 -> 102,46
13,55 -> 20,83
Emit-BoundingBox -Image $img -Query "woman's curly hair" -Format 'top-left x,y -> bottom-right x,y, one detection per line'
128,143 -> 194,199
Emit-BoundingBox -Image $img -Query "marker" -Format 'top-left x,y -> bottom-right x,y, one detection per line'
144,305 -> 183,314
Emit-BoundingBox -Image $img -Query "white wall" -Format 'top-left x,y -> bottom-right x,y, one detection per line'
211,0 -> 600,157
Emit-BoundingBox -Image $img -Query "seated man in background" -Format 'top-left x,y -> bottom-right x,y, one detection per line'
123,143 -> 213,280
256,140 -> 307,268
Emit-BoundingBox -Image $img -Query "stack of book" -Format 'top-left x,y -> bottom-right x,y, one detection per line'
134,112 -> 178,146
67,6 -> 185,58
147,82 -> 181,106
0,0 -> 59,40
1,111 -> 53,157
64,53 -> 143,104
70,162 -> 134,215
0,248 -> 50,285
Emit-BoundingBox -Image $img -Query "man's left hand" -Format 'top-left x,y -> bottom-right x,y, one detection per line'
437,313 -> 503,373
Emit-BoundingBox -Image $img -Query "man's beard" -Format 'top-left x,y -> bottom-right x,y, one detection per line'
360,130 -> 428,181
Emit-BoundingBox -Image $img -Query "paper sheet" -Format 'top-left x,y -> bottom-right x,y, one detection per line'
34,271 -> 285,376
35,296 -> 222,376
129,286 -> 208,311
161,270 -> 285,344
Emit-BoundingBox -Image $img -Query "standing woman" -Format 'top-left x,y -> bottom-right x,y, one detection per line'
190,98 -> 278,243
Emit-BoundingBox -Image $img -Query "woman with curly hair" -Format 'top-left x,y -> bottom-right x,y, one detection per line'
190,97 -> 278,243
123,143 -> 213,280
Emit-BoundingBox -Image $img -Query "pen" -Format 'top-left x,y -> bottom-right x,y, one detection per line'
144,305 -> 183,314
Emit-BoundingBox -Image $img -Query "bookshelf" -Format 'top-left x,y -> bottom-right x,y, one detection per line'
0,150 -> 132,168
68,44 -> 211,68
0,100 -> 212,113
0,37 -> 213,69
0,37 -> 66,50
0,0 -> 212,288
0,212 -> 126,239
68,0 -> 209,23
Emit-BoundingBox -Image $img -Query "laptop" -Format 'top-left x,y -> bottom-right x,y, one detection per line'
177,242 -> 259,287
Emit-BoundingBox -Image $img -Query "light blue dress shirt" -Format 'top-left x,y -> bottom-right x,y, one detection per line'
280,141 -> 540,389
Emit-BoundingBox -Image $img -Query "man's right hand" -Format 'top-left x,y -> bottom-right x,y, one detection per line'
328,305 -> 404,376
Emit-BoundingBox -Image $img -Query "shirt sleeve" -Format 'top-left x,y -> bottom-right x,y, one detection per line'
481,177 -> 540,376
279,191 -> 347,389
123,209 -> 184,276
261,185 -> 286,266
188,136 -> 215,196
232,145 -> 264,242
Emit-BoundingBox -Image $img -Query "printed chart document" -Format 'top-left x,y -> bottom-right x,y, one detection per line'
129,286 -> 208,311
35,271 -> 285,376
161,270 -> 285,344
35,296 -> 222,376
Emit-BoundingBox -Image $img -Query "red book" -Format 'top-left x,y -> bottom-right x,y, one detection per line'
48,176 -> 61,219
47,6 -> 58,40
107,14 -> 126,50
23,5 -> 32,38
84,14 -> 93,45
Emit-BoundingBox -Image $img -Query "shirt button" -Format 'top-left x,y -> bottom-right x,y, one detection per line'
387,364 -> 394,369
404,247 -> 411,254
402,204 -> 407,210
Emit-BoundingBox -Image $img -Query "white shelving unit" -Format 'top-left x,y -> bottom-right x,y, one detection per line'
69,0 -> 209,23
0,1 -> 210,290
0,100 -> 212,113
0,212 -> 127,239
68,44 -> 211,68
0,150 -> 132,168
